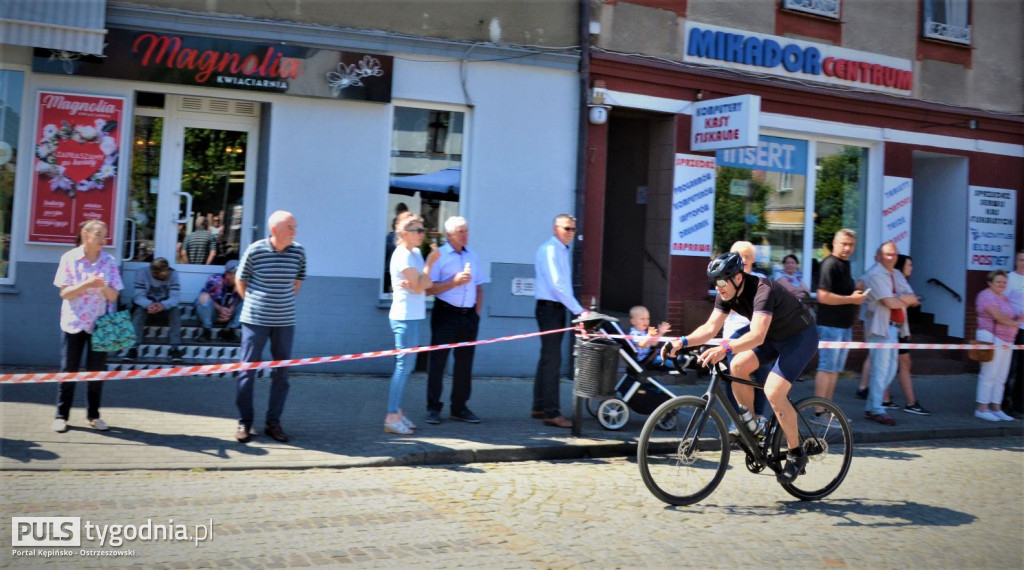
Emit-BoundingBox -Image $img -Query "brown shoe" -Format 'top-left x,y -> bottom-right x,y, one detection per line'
531,410 -> 545,419
264,423 -> 289,443
543,415 -> 573,428
235,424 -> 251,443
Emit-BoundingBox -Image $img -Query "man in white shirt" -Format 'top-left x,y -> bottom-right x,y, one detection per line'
424,217 -> 485,425
533,214 -> 587,428
1004,250 -> 1024,415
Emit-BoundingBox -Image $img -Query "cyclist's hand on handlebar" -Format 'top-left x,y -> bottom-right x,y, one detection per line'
663,339 -> 685,359
660,342 -> 675,361
697,345 -> 728,368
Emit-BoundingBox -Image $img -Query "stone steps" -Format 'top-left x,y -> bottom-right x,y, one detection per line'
106,310 -> 257,374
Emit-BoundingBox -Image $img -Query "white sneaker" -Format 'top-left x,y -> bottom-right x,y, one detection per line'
89,418 -> 110,431
991,410 -> 1016,421
51,419 -> 68,433
974,410 -> 1001,422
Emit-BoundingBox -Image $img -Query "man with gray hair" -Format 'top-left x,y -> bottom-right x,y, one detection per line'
424,216 -> 485,424
861,241 -> 918,426
234,210 -> 306,443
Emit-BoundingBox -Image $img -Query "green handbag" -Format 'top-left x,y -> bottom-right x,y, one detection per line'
92,309 -> 136,352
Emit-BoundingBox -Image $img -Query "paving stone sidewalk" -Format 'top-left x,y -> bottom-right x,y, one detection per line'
1,368 -> 1020,471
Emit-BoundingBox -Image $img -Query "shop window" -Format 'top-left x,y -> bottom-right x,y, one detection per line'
811,142 -> 868,288
782,0 -> 841,20
714,136 -> 808,279
0,70 -> 25,282
713,136 -> 868,288
384,106 -> 465,293
923,0 -> 971,45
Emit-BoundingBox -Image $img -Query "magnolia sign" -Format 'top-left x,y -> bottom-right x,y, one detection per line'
29,91 -> 125,244
34,28 -> 393,103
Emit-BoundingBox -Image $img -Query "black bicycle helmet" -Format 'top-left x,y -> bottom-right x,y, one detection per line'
707,252 -> 744,281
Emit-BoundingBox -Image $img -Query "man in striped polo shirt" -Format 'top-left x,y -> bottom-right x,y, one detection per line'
234,210 -> 306,443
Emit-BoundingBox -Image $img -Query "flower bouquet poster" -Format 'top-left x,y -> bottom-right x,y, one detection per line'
29,91 -> 125,244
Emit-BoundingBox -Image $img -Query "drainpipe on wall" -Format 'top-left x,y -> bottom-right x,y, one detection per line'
573,0 -> 591,312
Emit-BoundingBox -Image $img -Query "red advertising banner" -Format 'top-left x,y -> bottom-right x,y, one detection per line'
29,91 -> 124,244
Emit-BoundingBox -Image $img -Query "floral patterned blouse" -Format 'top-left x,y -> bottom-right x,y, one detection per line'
54,246 -> 124,334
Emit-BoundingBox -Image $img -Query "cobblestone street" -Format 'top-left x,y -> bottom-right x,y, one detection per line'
2,437 -> 1021,568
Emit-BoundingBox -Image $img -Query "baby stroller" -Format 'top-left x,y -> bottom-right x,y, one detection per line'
575,314 -> 695,431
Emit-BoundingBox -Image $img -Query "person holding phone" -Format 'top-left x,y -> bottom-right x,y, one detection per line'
813,229 -> 868,409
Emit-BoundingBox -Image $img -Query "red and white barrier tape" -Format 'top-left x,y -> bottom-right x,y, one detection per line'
591,333 -> 1024,352
0,325 -> 582,385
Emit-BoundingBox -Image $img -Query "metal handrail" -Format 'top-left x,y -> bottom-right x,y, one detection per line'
926,278 -> 962,303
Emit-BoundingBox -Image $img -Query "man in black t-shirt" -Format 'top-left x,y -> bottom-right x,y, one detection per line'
813,229 -> 869,405
666,252 -> 819,483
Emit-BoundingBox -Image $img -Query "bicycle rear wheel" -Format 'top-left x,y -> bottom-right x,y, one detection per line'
772,397 -> 853,501
637,395 -> 730,506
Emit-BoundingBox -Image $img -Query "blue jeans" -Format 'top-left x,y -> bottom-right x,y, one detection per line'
866,325 -> 900,415
388,318 -> 421,414
194,298 -> 242,330
236,323 -> 294,427
816,325 -> 852,373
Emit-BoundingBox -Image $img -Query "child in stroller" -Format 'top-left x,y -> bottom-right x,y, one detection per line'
584,308 -> 695,430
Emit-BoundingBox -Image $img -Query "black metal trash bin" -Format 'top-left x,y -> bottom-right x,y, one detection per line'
573,338 -> 620,398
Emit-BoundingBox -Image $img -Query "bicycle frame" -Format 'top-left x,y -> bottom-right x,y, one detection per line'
686,363 -> 787,476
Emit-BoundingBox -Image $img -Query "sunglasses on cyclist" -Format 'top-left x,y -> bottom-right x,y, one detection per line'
714,279 -> 731,288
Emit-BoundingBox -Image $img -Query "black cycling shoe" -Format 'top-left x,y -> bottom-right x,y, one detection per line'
777,447 -> 808,483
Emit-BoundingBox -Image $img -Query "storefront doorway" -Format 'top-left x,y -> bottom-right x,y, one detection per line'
600,112 -> 674,317
123,94 -> 259,287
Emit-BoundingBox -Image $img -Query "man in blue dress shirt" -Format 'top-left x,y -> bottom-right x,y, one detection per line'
425,216 -> 485,425
533,213 -> 588,428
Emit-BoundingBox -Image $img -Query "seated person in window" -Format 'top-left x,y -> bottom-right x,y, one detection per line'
194,259 -> 243,342
128,257 -> 182,363
777,254 -> 811,299
182,216 -> 218,264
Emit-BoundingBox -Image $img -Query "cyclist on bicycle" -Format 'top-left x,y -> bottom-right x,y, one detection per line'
666,251 -> 819,483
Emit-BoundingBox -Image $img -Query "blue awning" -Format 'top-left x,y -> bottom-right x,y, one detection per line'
0,0 -> 107,55
390,167 -> 461,201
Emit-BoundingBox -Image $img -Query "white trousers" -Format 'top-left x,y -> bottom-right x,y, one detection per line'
977,347 -> 1013,405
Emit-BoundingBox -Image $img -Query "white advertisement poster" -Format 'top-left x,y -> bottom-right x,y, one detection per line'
882,176 -> 912,254
690,94 -> 760,152
670,154 -> 717,257
967,186 -> 1017,271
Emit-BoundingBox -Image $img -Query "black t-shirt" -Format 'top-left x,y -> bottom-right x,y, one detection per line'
815,255 -> 857,328
714,274 -> 814,341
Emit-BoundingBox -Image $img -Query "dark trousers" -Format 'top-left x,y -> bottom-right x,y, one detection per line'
1004,328 -> 1024,413
132,304 -> 182,345
427,301 -> 480,413
236,323 -> 294,427
55,331 -> 107,421
534,302 -> 567,418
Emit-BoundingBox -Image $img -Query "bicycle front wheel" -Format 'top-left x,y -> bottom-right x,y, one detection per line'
772,397 -> 853,501
637,395 -> 730,506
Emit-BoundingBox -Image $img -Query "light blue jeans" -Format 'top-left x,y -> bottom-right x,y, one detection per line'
866,325 -> 900,415
388,318 -> 421,414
